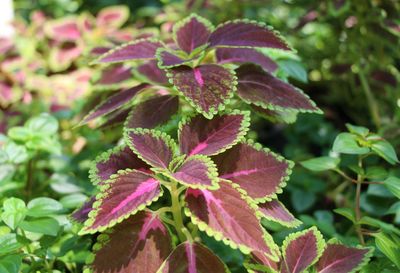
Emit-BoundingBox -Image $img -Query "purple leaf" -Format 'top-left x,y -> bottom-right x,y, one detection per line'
89,145 -> 151,186
167,64 -> 236,118
168,155 -> 219,189
49,42 -> 83,72
81,83 -> 150,125
281,227 -> 325,273
158,242 -> 227,273
252,105 -> 298,124
179,111 -> 250,156
93,39 -> 163,64
212,141 -> 293,202
99,108 -> 131,129
185,180 -> 280,260
125,95 -> 179,130
156,48 -> 194,68
91,47 -> 112,56
173,14 -> 213,54
44,17 -> 81,41
259,199 -> 301,228
91,211 -> 172,273
80,170 -> 162,234
137,60 -> 168,84
246,251 -> 279,273
208,20 -> 291,50
125,128 -> 177,169
216,48 -> 278,72
71,197 -> 95,223
236,64 -> 321,113
316,243 -> 372,273
97,65 -> 132,85
96,5 -> 129,29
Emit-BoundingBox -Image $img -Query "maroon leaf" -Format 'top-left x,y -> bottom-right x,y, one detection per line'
71,197 -> 95,223
259,200 -> 301,227
208,20 -> 290,50
179,111 -> 250,156
281,227 -> 325,273
137,60 -> 168,84
80,170 -> 162,234
125,128 -> 177,169
216,48 -> 277,72
44,17 -> 81,41
93,39 -> 163,64
125,95 -> 179,130
81,83 -> 150,125
97,65 -> 132,85
90,145 -> 150,186
236,64 -> 321,113
167,64 -> 236,118
316,243 -> 372,273
92,211 -> 172,273
156,48 -> 193,68
246,251 -> 279,273
173,14 -> 213,54
99,108 -> 131,129
168,155 -> 218,189
185,180 -> 280,260
158,242 -> 227,273
212,141 -> 293,202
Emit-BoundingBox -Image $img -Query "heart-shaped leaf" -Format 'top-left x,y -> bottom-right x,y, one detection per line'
157,242 -> 227,273
185,180 -> 280,260
216,48 -> 277,72
167,155 -> 219,189
80,170 -> 162,234
167,64 -> 236,118
259,199 -> 301,228
91,211 -> 172,273
281,227 -> 325,273
81,83 -> 150,125
173,14 -> 214,54
179,111 -> 250,156
125,95 -> 179,130
89,145 -> 150,186
136,60 -> 168,84
236,64 -> 321,113
208,20 -> 291,50
316,243 -> 373,273
125,128 -> 177,169
93,38 -> 163,64
212,140 -> 293,202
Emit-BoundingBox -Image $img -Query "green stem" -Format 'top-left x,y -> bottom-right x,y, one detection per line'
25,158 -> 34,201
170,182 -> 187,242
355,157 -> 365,245
358,69 -> 381,129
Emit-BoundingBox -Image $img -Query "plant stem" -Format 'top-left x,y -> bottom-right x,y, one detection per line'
358,69 -> 381,129
25,158 -> 34,201
355,157 -> 365,245
170,182 -> 187,242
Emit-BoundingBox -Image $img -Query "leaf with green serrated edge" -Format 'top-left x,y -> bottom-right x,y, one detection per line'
80,83 -> 150,125
125,128 -> 177,169
44,17 -> 81,41
89,145 -> 150,186
173,14 -> 214,54
124,95 -> 179,130
96,5 -> 129,29
236,64 -> 321,114
167,64 -> 236,119
179,111 -> 250,157
91,211 -> 172,273
156,48 -> 195,68
332,133 -> 370,155
185,180 -> 280,261
281,227 -> 325,273
157,242 -> 229,273
92,38 -> 163,64
316,243 -> 373,273
136,60 -> 168,84
300,157 -> 340,172
259,200 -> 301,228
212,140 -> 293,203
166,155 -> 219,189
80,169 -> 162,234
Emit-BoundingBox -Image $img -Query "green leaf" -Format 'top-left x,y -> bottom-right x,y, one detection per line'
1,198 -> 27,230
19,218 -> 60,236
25,113 -> 59,135
365,166 -> 387,180
300,156 -> 340,172
384,177 -> 400,199
334,207 -> 356,223
345,123 -> 369,136
27,197 -> 63,217
0,254 -> 23,273
0,234 -> 23,255
278,59 -> 308,83
332,133 -> 370,154
2,142 -> 28,164
373,232 -> 400,269
59,193 -> 87,208
291,189 -> 316,212
7,127 -> 31,141
369,138 -> 399,165
359,216 -> 400,236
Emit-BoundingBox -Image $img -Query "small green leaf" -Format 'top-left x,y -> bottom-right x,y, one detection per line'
19,218 -> 60,236
3,142 -> 28,164
373,232 -> 400,269
384,177 -> 400,199
1,198 -> 27,230
300,156 -> 340,172
27,197 -> 63,217
278,59 -> 308,83
0,234 -> 23,255
7,127 -> 31,141
334,207 -> 356,223
59,193 -> 87,208
359,216 -> 400,236
365,167 -> 388,180
291,190 -> 316,212
369,138 -> 399,165
332,133 -> 370,155
345,123 -> 369,136
0,254 -> 23,273
25,113 -> 59,135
